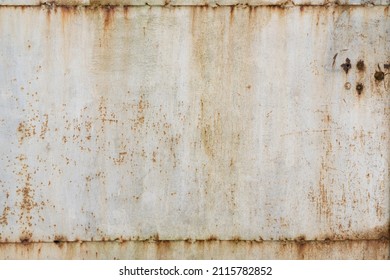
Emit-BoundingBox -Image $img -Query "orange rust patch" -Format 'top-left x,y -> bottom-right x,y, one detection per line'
40,114 -> 49,140
17,121 -> 36,144
0,206 -> 10,226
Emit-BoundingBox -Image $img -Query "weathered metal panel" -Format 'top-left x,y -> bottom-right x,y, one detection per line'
0,0 -> 389,6
0,4 -> 389,259
0,240 -> 388,259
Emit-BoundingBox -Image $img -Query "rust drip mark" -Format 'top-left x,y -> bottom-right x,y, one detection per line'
229,6 -> 234,24
19,236 -> 32,244
341,58 -> 351,74
318,164 -> 330,220
123,5 -> 130,20
103,5 -> 115,31
356,83 -> 363,95
206,235 -> 218,241
315,108 -> 334,222
356,60 -> 365,71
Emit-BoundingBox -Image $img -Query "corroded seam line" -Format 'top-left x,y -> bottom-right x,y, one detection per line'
1,238 -> 389,244
0,3 -> 388,7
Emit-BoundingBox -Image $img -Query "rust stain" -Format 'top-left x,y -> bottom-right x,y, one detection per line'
103,5 -> 115,31
374,70 -> 385,81
53,235 -> 67,248
356,60 -> 365,71
0,240 -> 388,260
356,83 -> 364,95
229,6 -> 234,24
0,206 -> 10,226
113,152 -> 127,165
17,121 -> 36,144
60,6 -> 75,32
40,114 -> 49,139
341,58 -> 352,74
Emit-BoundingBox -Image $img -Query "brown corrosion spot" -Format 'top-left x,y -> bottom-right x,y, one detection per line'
374,71 -> 384,81
356,83 -> 364,95
54,235 -> 67,248
356,60 -> 365,71
60,6 -> 75,31
341,58 -> 351,74
19,233 -> 32,244
150,234 -> 160,241
207,235 -> 218,241
17,121 -> 36,144
295,235 -> 307,243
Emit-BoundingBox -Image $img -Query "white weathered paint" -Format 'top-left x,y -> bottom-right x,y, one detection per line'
0,3 -> 389,259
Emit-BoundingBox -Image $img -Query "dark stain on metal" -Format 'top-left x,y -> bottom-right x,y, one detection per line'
207,235 -> 218,241
341,58 -> 351,74
356,83 -> 363,95
19,236 -> 31,244
356,60 -> 365,71
54,235 -> 67,247
332,53 -> 338,68
374,71 -> 385,81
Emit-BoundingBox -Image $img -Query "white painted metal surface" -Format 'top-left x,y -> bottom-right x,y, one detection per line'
0,2 -> 389,258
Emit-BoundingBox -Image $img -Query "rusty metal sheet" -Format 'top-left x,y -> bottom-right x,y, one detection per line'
0,240 -> 389,259
0,5 -> 389,252
0,0 -> 389,6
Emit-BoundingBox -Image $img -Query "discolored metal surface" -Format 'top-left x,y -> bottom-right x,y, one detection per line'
0,2 -> 389,259
0,0 -> 390,6
0,240 -> 388,260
